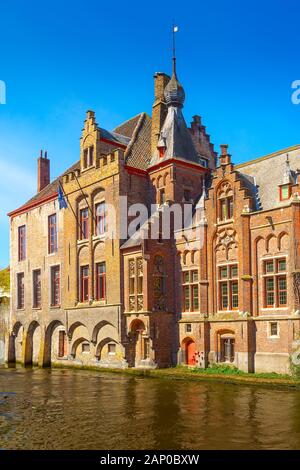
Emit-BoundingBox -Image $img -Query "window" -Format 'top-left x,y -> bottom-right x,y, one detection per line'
82,343 -> 90,353
83,146 -> 94,168
96,262 -> 106,300
48,214 -> 57,254
159,189 -> 166,205
17,273 -> 24,309
33,269 -> 41,308
128,258 -> 143,312
80,208 -> 89,240
58,331 -> 66,358
108,343 -> 116,355
280,184 -> 291,201
185,323 -> 192,333
51,265 -> 60,307
263,258 -> 287,308
95,202 -> 106,236
182,270 -> 199,312
269,322 -> 279,337
80,265 -> 89,302
219,196 -> 233,221
18,225 -> 26,261
218,264 -> 239,311
184,189 -> 191,202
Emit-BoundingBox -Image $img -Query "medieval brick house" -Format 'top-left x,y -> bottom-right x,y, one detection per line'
7,59 -> 300,373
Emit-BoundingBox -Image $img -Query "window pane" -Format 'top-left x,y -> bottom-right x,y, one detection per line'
183,271 -> 190,283
220,200 -> 226,220
220,267 -> 228,279
183,286 -> 190,311
281,185 -> 289,200
231,281 -> 239,308
278,259 -> 286,272
192,270 -> 198,282
270,322 -> 278,336
265,261 -> 274,273
231,265 -> 238,278
192,285 -> 199,310
221,282 -> 228,309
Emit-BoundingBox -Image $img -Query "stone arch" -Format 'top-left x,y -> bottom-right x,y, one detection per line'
128,319 -> 147,367
157,175 -> 163,188
68,321 -> 88,341
181,337 -> 196,365
266,234 -> 277,253
24,321 -> 42,366
43,320 -> 65,367
278,231 -> 289,251
8,321 -> 23,364
92,320 -> 116,344
163,172 -> 169,186
95,337 -> 118,359
71,337 -> 90,357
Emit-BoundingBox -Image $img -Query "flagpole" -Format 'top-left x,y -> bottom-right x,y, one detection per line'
58,179 -> 85,240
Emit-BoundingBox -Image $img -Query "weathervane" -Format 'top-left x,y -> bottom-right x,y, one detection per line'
172,22 -> 179,75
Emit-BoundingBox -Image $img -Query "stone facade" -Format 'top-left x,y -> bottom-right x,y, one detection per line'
6,62 -> 300,374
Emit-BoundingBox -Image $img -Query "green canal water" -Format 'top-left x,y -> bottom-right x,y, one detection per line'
0,367 -> 300,450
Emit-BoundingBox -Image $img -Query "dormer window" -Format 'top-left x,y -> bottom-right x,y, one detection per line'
158,147 -> 165,158
83,146 -> 94,168
279,184 -> 291,201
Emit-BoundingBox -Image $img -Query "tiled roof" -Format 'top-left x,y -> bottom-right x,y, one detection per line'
235,144 -> 300,211
124,112 -> 152,170
113,114 -> 144,138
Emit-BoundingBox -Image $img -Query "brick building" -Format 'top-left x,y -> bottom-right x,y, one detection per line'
6,59 -> 300,373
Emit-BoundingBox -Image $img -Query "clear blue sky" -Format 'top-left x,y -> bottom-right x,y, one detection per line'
0,0 -> 300,267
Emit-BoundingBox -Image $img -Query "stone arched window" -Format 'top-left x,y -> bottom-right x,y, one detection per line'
153,255 -> 166,311
217,181 -> 234,221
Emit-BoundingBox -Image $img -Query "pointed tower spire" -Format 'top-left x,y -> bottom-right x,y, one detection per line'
149,26 -> 200,166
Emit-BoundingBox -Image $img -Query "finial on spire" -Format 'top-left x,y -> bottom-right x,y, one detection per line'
172,23 -> 178,76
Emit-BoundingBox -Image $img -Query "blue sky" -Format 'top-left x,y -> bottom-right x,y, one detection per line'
0,0 -> 300,267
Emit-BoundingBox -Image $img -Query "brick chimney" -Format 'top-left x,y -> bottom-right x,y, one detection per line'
38,150 -> 50,192
219,144 -> 232,166
151,72 -> 170,155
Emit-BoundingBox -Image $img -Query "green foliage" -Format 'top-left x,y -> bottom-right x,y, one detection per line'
0,268 -> 9,292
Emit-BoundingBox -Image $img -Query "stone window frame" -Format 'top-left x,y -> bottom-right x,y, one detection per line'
268,321 -> 280,339
32,268 -> 42,309
128,257 -> 144,312
217,263 -> 239,312
182,269 -> 199,313
262,256 -> 287,309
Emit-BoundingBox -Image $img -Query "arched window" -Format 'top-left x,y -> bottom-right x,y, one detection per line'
218,182 -> 234,221
153,255 -> 166,311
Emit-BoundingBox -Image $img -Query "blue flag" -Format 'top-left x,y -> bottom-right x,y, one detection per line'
58,184 -> 68,209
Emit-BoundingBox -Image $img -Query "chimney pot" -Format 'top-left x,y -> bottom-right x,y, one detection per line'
38,150 -> 50,192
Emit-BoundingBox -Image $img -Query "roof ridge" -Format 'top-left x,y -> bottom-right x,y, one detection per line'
235,144 -> 300,169
124,112 -> 147,160
113,112 -> 145,132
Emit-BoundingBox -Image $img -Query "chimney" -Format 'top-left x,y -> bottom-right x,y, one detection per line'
38,150 -> 50,192
151,72 -> 170,155
219,144 -> 231,166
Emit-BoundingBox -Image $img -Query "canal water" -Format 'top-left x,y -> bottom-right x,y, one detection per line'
0,367 -> 300,450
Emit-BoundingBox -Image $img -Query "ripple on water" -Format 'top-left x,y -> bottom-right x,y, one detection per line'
0,368 -> 300,450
